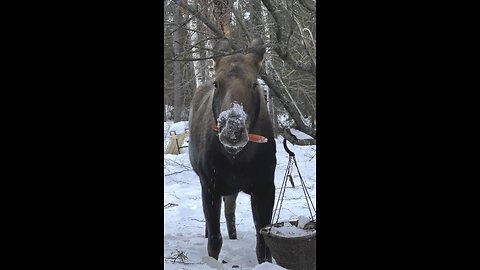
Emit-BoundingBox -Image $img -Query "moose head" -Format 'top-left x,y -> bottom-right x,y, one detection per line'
212,38 -> 266,155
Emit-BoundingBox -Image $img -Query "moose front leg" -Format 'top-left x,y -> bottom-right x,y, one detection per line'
202,186 -> 223,260
223,192 -> 239,239
251,184 -> 275,263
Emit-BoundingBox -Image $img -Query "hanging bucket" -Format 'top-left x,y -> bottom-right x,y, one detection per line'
260,220 -> 316,270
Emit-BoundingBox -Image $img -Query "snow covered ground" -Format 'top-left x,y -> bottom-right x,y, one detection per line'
164,121 -> 316,269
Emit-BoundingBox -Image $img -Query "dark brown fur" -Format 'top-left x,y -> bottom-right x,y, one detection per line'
189,38 -> 276,263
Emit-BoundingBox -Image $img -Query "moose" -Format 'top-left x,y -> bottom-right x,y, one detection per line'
188,38 -> 276,264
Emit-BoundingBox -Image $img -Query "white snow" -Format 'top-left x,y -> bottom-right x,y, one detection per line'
168,121 -> 189,135
296,215 -> 310,229
268,222 -> 315,237
201,257 -> 224,269
252,262 -> 287,270
164,121 -> 316,269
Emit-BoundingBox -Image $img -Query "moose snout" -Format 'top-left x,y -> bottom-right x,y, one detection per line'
218,121 -> 248,154
219,122 -> 248,143
217,102 -> 249,154
225,125 -> 244,142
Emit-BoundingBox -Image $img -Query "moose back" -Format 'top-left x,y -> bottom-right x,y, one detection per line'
188,38 -> 276,264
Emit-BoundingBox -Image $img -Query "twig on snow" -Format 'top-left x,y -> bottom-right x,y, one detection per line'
164,203 -> 179,208
191,218 -> 205,222
165,249 -> 189,264
164,159 -> 192,170
165,169 -> 191,176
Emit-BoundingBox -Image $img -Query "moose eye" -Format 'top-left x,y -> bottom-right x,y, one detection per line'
253,82 -> 258,88
213,81 -> 218,88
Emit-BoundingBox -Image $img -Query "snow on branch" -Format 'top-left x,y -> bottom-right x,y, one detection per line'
281,128 -> 316,146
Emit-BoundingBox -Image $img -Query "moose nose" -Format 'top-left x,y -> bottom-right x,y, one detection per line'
227,126 -> 243,141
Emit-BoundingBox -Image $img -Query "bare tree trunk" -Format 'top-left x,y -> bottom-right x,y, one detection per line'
173,3 -> 185,123
195,0 -> 210,84
183,58 -> 196,120
213,0 -> 233,38
164,93 -> 167,122
196,29 -> 207,84
259,3 -> 278,137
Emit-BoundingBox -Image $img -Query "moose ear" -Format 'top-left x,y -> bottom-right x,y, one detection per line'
213,38 -> 232,68
246,38 -> 266,62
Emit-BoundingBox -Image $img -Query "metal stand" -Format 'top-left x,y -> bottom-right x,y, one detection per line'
271,138 -> 316,224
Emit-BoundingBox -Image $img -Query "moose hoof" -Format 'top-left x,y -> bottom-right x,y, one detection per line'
229,233 -> 237,239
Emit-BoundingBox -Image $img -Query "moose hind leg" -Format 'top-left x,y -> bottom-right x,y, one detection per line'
251,185 -> 275,263
223,193 -> 238,239
202,187 -> 223,260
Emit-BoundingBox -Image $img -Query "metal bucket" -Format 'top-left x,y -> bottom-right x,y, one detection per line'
260,220 -> 316,270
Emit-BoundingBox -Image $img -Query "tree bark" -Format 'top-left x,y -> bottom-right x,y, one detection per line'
212,0 -> 234,38
173,2 -> 186,122
164,94 -> 167,122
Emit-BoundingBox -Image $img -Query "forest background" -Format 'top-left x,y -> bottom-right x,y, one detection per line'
164,0 -> 317,145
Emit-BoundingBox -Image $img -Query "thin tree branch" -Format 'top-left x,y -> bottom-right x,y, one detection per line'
293,14 -> 316,69
261,0 -> 315,76
171,0 -> 227,39
176,27 -> 217,39
232,6 -> 252,43
168,12 -> 196,36
260,61 -> 316,139
164,48 -> 247,62
297,0 -> 316,13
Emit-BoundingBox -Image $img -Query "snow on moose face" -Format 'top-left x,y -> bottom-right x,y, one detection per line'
217,102 -> 249,155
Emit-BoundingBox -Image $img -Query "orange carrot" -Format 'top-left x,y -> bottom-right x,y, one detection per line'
211,124 -> 220,132
248,134 -> 268,143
